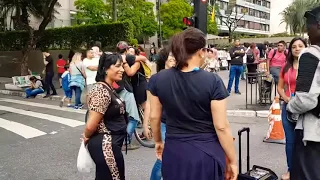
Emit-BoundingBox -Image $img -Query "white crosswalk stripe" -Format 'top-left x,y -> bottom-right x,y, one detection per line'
0,118 -> 47,139
0,105 -> 84,127
0,98 -> 86,114
0,98 -> 85,140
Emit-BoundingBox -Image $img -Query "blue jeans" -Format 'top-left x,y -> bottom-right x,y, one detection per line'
25,88 -> 44,98
150,123 -> 166,180
227,65 -> 243,93
127,117 -> 138,144
70,86 -> 82,106
282,103 -> 296,171
241,64 -> 247,79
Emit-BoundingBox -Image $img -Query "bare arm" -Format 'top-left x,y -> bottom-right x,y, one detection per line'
123,62 -> 141,76
84,111 -> 103,138
43,57 -> 48,65
277,76 -> 290,103
211,99 -> 237,166
143,91 -> 151,130
150,94 -> 162,143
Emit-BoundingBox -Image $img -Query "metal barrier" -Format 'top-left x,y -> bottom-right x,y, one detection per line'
245,71 -> 274,109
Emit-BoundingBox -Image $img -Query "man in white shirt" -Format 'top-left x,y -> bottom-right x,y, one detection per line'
83,49 -> 99,91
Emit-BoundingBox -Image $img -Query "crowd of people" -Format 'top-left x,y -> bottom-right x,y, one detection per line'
25,6 -> 320,180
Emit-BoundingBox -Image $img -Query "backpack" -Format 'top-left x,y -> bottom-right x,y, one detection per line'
271,49 -> 288,60
140,62 -> 151,79
62,73 -> 71,92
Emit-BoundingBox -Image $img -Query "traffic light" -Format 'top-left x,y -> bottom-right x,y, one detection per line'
183,17 -> 194,27
194,0 -> 208,34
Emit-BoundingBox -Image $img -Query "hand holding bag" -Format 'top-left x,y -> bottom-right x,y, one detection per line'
77,141 -> 95,173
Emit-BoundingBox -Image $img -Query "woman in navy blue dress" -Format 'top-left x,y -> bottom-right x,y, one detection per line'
148,28 -> 238,180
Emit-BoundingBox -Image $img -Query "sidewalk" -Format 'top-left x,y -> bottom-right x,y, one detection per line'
0,71 -> 271,118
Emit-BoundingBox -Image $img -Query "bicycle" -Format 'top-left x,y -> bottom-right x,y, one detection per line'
84,104 -> 155,148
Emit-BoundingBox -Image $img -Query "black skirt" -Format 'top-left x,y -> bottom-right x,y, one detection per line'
291,130 -> 320,180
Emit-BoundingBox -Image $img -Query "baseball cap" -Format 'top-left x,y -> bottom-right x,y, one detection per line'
116,41 -> 129,50
304,6 -> 320,22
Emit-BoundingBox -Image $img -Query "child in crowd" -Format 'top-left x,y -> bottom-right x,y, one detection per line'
59,65 -> 72,107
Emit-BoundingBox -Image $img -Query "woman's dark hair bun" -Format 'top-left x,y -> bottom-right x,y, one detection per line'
170,27 -> 206,70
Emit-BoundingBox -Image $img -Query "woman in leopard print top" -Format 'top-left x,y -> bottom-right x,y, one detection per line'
82,53 -> 127,180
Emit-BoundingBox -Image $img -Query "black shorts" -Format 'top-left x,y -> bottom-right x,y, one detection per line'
58,73 -> 63,78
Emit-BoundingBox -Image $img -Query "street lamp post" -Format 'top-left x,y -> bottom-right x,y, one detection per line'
157,0 -> 162,48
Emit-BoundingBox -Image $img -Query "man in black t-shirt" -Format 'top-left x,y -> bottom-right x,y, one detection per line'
42,50 -> 57,98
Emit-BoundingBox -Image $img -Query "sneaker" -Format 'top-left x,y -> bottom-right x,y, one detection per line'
122,144 -> 140,151
235,91 -> 241,95
43,95 -> 50,98
78,104 -> 84,109
67,104 -> 73,108
59,101 -> 63,107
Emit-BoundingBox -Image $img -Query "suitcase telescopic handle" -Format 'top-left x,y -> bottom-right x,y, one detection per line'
238,127 -> 250,174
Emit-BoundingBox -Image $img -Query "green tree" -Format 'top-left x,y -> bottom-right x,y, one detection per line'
113,0 -> 157,40
74,0 -> 109,24
0,0 -> 59,75
207,5 -> 218,35
216,4 -> 246,42
280,0 -> 320,35
160,0 -> 193,39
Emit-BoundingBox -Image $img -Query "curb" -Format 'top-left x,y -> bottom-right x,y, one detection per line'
0,89 -> 62,101
0,89 -> 269,118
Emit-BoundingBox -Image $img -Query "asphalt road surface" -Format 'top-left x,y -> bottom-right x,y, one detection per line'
0,95 -> 286,180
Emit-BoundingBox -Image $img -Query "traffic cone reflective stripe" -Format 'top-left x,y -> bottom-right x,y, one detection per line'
263,97 -> 285,144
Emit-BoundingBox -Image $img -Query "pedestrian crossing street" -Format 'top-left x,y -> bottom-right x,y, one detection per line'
0,98 -> 86,141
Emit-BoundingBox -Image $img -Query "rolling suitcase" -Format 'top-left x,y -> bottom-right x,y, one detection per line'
238,127 -> 278,180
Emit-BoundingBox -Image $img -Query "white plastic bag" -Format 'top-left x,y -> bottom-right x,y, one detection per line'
77,141 -> 95,173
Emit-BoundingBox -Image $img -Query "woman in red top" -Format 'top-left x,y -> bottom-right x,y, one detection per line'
277,37 -> 307,180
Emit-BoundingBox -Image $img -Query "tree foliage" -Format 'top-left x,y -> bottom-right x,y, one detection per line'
280,0 -> 320,35
0,0 -> 59,75
160,0 -> 193,39
207,5 -> 219,35
74,0 -> 110,24
114,0 -> 157,39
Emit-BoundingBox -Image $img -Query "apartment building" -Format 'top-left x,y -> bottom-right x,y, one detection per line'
213,0 -> 271,35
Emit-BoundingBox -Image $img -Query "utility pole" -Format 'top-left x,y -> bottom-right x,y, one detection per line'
157,0 -> 162,47
193,0 -> 208,35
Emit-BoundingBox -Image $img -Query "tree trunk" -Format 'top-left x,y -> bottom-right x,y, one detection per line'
228,28 -> 232,43
21,49 -> 30,76
112,0 -> 117,22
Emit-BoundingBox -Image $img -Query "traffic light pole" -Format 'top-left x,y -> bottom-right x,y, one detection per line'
193,0 -> 208,35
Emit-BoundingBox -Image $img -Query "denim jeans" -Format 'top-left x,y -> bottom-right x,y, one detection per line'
281,103 -> 296,171
270,66 -> 281,85
150,123 -> 166,180
227,65 -> 243,93
70,86 -> 82,106
241,64 -> 247,79
127,117 -> 138,144
25,88 -> 44,98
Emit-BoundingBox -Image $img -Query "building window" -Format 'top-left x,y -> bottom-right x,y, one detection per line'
237,20 -> 245,28
266,1 -> 270,8
249,8 -> 254,16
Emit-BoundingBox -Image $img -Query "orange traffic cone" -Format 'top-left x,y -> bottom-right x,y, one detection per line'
263,97 -> 285,144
